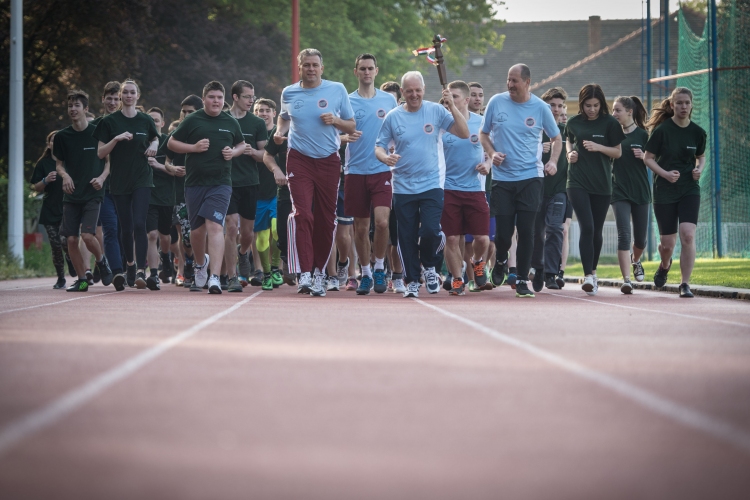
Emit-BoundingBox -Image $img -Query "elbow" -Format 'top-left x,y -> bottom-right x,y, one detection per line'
97,149 -> 106,159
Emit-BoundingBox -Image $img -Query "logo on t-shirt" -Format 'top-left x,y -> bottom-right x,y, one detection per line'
687,146 -> 697,150
377,109 -> 386,119
424,124 -> 434,134
445,135 -> 456,145
83,147 -> 96,151
496,112 -> 508,124
593,134 -> 604,138
293,100 -> 304,110
318,99 -> 328,109
470,134 -> 480,144
395,125 -> 406,137
219,129 -> 231,133
355,109 -> 366,120
525,117 -> 536,128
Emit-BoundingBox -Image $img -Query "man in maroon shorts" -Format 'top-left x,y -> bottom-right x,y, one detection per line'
441,81 -> 492,295
274,48 -> 355,297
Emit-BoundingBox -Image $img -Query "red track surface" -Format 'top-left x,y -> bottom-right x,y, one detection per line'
1,277 -> 750,499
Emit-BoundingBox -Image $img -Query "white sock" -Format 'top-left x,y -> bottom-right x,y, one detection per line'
374,258 -> 385,271
362,264 -> 372,277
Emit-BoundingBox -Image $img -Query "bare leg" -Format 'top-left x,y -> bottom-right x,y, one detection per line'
678,222 -> 697,283
445,235 -> 464,278
618,250 -> 631,280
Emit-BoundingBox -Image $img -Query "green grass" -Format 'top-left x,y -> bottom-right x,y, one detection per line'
0,242 -> 57,280
564,258 -> 750,289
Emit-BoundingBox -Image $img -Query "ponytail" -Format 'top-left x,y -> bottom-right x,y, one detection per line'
646,87 -> 693,132
615,95 -> 648,129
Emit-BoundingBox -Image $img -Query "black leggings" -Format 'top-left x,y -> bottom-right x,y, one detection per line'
112,187 -> 150,268
567,187 -> 610,275
611,200 -> 649,251
495,210 -> 537,279
44,223 -> 69,279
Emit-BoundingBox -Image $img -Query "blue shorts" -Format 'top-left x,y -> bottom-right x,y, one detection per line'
254,197 -> 277,232
336,189 -> 353,225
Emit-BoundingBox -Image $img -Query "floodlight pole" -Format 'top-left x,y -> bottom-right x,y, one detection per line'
663,0 -> 669,91
291,0 -> 299,83
710,0 -> 723,257
8,0 -> 24,267
646,0 -> 655,262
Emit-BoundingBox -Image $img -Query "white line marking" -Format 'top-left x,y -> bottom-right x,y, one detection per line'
0,291 -> 262,456
413,298 -> 750,456
0,284 -> 53,290
543,291 -> 750,329
0,291 -> 124,316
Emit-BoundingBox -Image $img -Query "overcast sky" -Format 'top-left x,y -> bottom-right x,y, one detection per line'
498,0 -> 667,22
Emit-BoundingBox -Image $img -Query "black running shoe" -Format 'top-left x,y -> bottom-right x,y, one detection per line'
490,260 -> 508,288
66,254 -> 77,278
653,258 -> 672,288
532,268 -> 544,292
190,280 -> 202,292
545,273 -> 559,290
556,270 -> 566,289
220,274 -> 229,291
96,256 -> 113,286
134,270 -> 147,289
66,279 -> 88,292
443,273 -> 453,291
113,273 -> 126,291
146,274 -> 161,291
85,269 -> 94,286
515,280 -> 535,298
679,282 -> 694,298
126,264 -> 137,287
250,269 -> 263,286
53,277 -> 66,289
92,263 -> 101,283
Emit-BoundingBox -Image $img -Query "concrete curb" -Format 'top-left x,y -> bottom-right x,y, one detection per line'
564,276 -> 750,301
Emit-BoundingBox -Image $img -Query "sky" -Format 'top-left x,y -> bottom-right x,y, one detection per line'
498,0 -> 665,22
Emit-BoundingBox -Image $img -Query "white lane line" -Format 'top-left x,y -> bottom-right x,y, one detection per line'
0,291 -> 263,456
0,291 -> 126,316
543,291 -> 750,329
414,298 -> 750,456
0,284 -> 53,291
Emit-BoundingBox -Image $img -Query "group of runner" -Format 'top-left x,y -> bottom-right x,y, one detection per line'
31,48 -> 706,298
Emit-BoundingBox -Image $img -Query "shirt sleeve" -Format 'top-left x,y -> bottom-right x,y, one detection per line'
645,126 -> 663,155
146,115 -> 159,142
280,88 -> 290,121
541,104 -> 560,139
232,117 -> 245,146
606,116 -> 626,146
171,116 -> 190,143
30,160 -> 46,184
438,105 -> 455,133
375,114 -> 394,150
565,119 -> 576,144
52,134 -> 66,163
92,117 -> 112,144
338,85 -> 354,121
255,120 -> 269,144
480,99 -> 494,134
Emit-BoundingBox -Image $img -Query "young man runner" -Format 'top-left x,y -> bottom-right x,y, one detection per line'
275,48 -> 356,297
225,80 -> 268,291
54,90 -> 113,291
168,81 -> 246,294
480,64 -> 562,298
441,81 -> 492,295
345,53 -> 398,295
468,82 -> 485,114
375,71 -> 469,298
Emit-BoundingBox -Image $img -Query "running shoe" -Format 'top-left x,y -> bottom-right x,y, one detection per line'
250,269 -> 264,287
193,254 -> 210,289
146,274 -> 161,291
424,267 -> 440,294
262,273 -> 274,291
337,258 -> 349,288
467,280 -> 482,292
545,273 -> 559,290
507,272 -> 517,289
585,275 -> 599,296
174,274 -> 184,286
404,281 -> 420,298
53,277 -> 66,289
392,274 -> 406,294
473,260 -> 491,290
443,273 -> 453,292
92,263 -> 101,283
126,264 -> 136,287
208,274 -> 222,294
632,259 -> 645,283
134,270 -> 147,289
373,269 -> 388,293
190,279 -> 202,292
582,274 -> 596,293
282,261 -> 296,286
449,278 -> 465,296
357,275 -> 373,295
490,260 -> 508,288
346,277 -> 358,291
327,276 -> 340,291
621,279 -> 633,295
298,272 -> 312,294
311,270 -> 326,297
515,280 -> 535,298
227,276 -> 243,292
271,268 -> 284,288
679,282 -> 694,298
85,269 -> 94,286
113,273 -> 126,291
66,254 -> 77,278
96,256 -> 113,286
238,247 -> 253,282
66,279 -> 88,292
182,276 -> 193,288
532,267 -> 545,293
527,267 -> 536,281
556,270 -> 566,289
220,274 -> 229,291
653,258 -> 672,288
159,267 -> 171,284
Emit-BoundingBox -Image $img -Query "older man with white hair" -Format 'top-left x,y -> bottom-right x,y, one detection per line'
375,71 -> 469,298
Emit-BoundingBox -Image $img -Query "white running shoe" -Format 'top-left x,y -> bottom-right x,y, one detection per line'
207,274 -> 222,294
194,254 -> 210,288
327,276 -> 339,291
424,267 -> 440,294
632,260 -> 645,282
585,275 -> 599,296
582,274 -> 595,294
621,279 -> 633,294
311,269 -> 326,297
392,278 -> 406,294
298,272 -> 312,294
336,259 -> 349,287
404,281 -> 420,298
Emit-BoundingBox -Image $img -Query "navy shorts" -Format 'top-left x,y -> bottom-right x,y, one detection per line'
336,189 -> 353,226
185,185 -> 232,230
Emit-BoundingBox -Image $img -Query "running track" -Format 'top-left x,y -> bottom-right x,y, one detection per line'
1,277 -> 749,499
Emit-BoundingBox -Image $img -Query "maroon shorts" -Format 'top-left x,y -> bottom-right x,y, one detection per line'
343,171 -> 393,218
441,189 -> 490,237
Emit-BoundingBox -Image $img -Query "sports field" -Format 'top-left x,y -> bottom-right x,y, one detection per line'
1,278 -> 749,499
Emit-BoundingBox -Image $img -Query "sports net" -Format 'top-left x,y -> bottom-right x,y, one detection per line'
676,1 -> 750,257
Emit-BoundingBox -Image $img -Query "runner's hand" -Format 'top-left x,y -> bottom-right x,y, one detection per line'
544,161 -> 558,176
221,146 -> 233,161
145,144 -> 158,157
273,133 -> 287,145
384,153 -> 401,167
542,142 -> 551,154
568,151 -> 578,163
663,170 -> 680,183
45,171 -> 57,184
194,139 -> 210,153
491,152 -> 506,166
692,168 -> 702,181
632,148 -> 645,160
582,140 -> 601,152
115,132 -> 133,142
173,166 -> 186,177
475,163 -> 490,175
62,174 -> 75,194
273,168 -> 287,186
320,113 -> 336,125
348,131 -> 362,143
243,144 -> 256,156
90,176 -> 105,190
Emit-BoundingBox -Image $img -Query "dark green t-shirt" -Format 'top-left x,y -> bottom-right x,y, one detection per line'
92,110 -> 158,196
645,119 -> 707,204
171,109 -> 244,188
542,122 -> 569,197
165,135 -> 186,205
612,127 -> 651,205
151,133 -> 176,206
53,123 -> 106,204
30,156 -> 64,225
565,113 -> 626,195
264,127 -> 290,202
231,112 -> 268,187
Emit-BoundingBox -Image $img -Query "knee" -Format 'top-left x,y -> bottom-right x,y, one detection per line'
680,231 -> 695,246
67,235 -> 80,247
446,235 -> 460,248
148,231 -> 158,243
81,233 -> 96,245
374,217 -> 389,233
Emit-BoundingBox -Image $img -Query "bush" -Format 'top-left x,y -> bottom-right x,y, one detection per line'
0,241 -> 56,280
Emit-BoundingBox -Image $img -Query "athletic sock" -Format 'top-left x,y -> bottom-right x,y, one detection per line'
509,266 -> 517,275
374,258 -> 385,271
150,268 -> 158,277
361,264 -> 372,277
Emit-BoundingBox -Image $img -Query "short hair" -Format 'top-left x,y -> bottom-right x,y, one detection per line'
380,81 -> 402,101
448,80 -> 471,97
541,87 -> 568,102
181,94 -> 203,110
355,53 -> 377,68
468,82 -> 483,90
298,48 -> 323,65
147,107 -> 164,120
202,81 -> 225,98
511,64 -> 531,82
121,79 -> 140,95
67,89 -> 89,109
400,71 -> 424,88
102,81 -> 121,97
231,80 -> 254,100
255,98 -> 277,110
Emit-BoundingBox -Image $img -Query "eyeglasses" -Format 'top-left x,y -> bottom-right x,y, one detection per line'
241,95 -> 256,101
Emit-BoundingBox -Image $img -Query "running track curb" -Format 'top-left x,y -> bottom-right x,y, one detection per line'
565,276 -> 750,301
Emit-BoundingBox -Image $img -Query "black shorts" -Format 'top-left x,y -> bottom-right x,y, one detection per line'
491,177 -> 544,216
61,199 -> 101,238
654,195 -> 700,235
227,185 -> 258,220
185,185 -> 232,230
564,193 -> 574,219
147,204 -> 173,235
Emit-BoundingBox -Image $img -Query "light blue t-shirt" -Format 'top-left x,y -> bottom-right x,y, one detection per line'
345,89 -> 398,175
442,112 -> 485,192
280,79 -> 354,159
376,101 -> 455,195
480,92 -> 560,181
